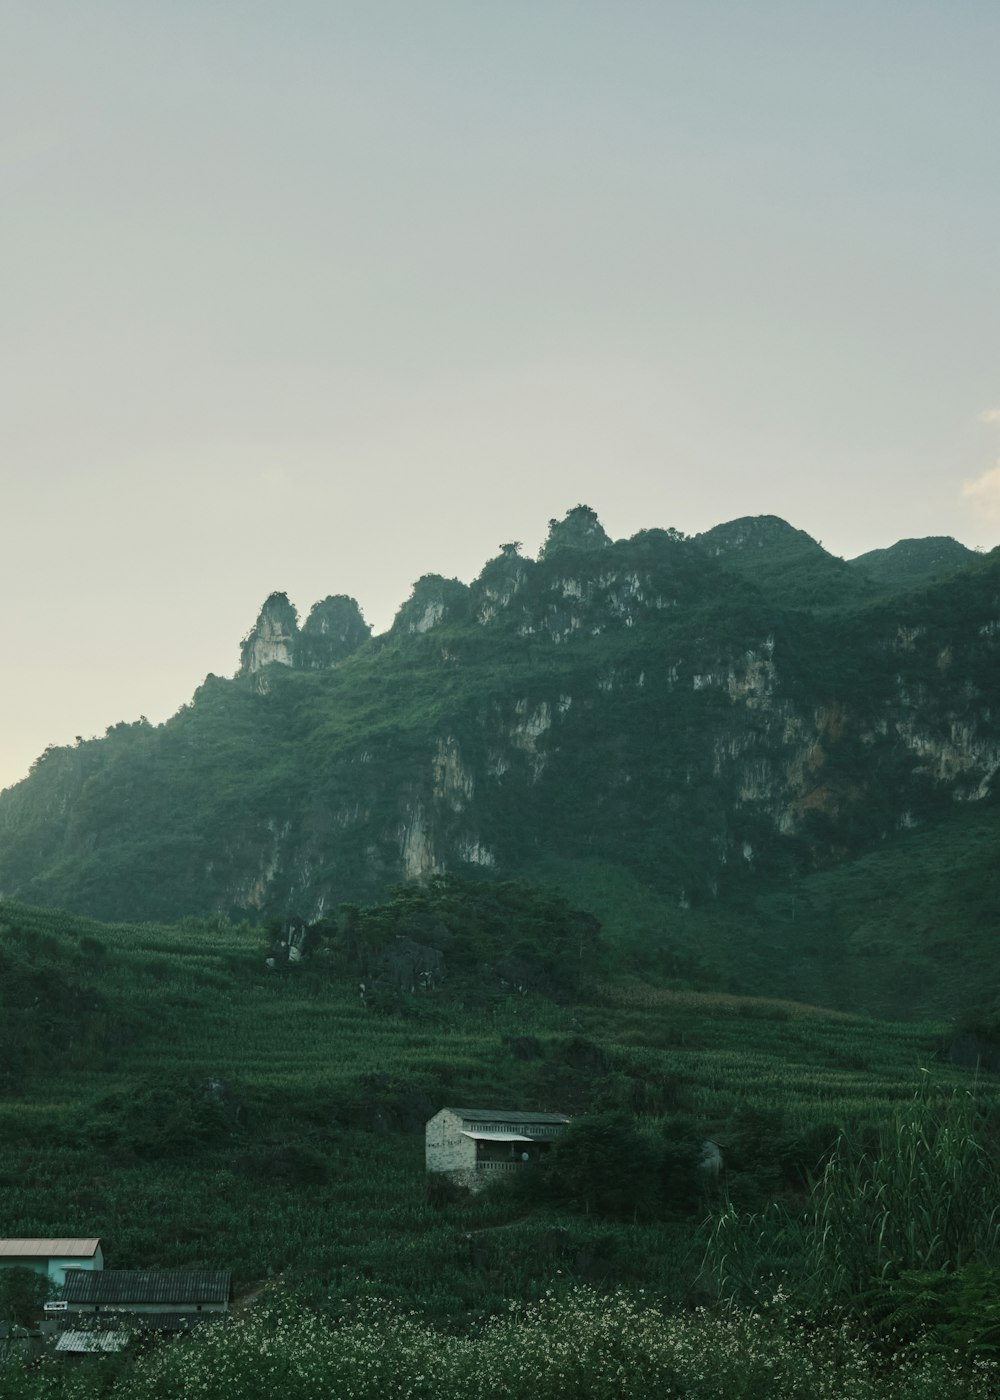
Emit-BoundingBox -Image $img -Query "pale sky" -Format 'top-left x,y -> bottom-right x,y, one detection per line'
2,1 -> 999,792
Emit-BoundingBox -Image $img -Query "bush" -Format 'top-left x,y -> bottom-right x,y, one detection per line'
535,1111 -> 661,1220
0,1266 -> 49,1325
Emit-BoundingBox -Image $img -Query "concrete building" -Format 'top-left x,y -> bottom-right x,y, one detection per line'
0,1240 -> 103,1288
426,1107 -> 570,1188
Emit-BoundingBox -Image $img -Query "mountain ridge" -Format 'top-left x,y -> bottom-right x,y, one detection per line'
1,507 -> 997,1019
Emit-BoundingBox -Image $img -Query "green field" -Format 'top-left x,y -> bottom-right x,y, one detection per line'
3,892 -> 1000,1395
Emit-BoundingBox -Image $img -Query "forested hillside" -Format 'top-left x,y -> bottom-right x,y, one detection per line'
1,506 -> 997,1019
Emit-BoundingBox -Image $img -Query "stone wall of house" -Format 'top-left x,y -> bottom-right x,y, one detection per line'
425,1109 -> 475,1173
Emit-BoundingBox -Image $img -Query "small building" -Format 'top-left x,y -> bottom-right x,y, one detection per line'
50,1311 -> 207,1359
0,1239 -> 103,1288
62,1269 -> 230,1321
426,1107 -> 570,1188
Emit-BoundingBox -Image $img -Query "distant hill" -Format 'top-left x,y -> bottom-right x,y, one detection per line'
696,515 -> 875,610
1,505 -> 997,1019
850,536 -> 977,589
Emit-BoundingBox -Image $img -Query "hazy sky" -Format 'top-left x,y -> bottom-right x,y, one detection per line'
2,1 -> 999,792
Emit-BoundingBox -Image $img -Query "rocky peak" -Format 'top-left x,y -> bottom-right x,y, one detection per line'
472,544 -> 533,623
240,592 -> 369,676
540,505 -> 611,558
239,593 -> 299,675
391,576 -> 471,636
301,596 -> 371,667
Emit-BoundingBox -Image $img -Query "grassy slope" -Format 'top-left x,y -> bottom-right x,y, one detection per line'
523,795 -> 1000,1019
0,898 -> 987,1319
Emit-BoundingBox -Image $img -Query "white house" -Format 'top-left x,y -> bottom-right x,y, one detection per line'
426,1107 -> 570,1188
0,1239 -> 104,1288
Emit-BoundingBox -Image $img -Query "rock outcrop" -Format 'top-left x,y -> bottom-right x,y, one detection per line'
390,575 -> 470,636
239,593 -> 370,676
301,596 -> 372,668
239,593 -> 299,674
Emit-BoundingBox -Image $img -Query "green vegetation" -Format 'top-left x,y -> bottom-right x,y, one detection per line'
707,1092 -> 1000,1306
0,510 -> 997,1021
696,514 -> 877,611
850,536 -> 977,589
5,1289 -> 999,1399
2,509 -> 1000,1391
0,1269 -> 49,1327
539,798 -> 1000,1021
326,875 -> 602,1001
2,890 -> 1000,1392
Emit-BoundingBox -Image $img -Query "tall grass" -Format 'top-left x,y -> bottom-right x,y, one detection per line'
704,1088 -> 1000,1309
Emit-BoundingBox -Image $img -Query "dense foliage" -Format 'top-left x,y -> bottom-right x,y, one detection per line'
316,874 -> 603,1001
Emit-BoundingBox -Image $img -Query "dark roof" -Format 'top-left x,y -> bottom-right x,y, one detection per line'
63,1270 -> 230,1306
135,1312 -> 212,1332
448,1108 -> 571,1125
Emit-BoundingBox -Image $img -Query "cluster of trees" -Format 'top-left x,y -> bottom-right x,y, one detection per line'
271,876 -> 605,1003
0,1268 -> 49,1327
516,1110 -> 711,1220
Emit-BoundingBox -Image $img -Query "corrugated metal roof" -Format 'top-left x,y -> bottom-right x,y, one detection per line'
0,1239 -> 100,1258
55,1330 -> 131,1353
64,1270 -> 230,1306
448,1109 -> 571,1124
461,1130 -> 533,1141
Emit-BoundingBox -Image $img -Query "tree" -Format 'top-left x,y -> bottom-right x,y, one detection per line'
0,1268 -> 49,1325
544,1110 -> 660,1219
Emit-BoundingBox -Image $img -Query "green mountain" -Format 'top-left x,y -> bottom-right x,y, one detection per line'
696,514 -> 876,609
1,505 -> 997,1018
849,535 -> 977,589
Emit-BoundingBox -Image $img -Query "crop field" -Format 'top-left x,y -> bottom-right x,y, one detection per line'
0,898 -> 987,1293
3,894 -> 1000,1394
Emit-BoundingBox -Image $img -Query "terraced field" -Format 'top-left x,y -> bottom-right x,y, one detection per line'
0,896 -> 987,1321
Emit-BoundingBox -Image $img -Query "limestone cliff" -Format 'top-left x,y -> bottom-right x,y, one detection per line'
239,592 -> 370,677
239,592 -> 299,674
390,576 -> 470,636
1,508 -> 997,970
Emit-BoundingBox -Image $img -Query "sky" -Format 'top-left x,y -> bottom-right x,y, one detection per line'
2,0 -> 999,792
